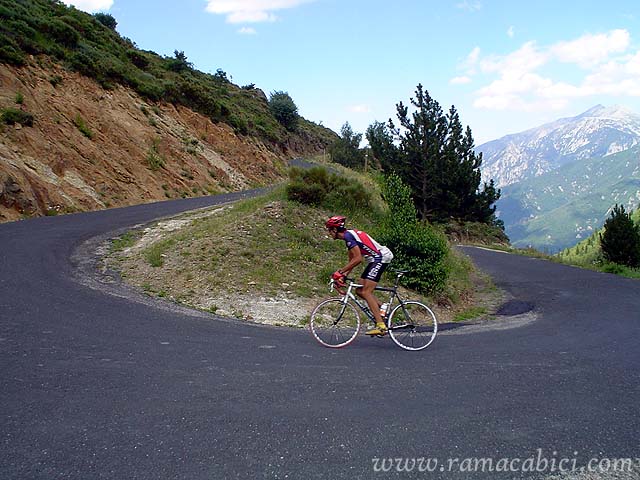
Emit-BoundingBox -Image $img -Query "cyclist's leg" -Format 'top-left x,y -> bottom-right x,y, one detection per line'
357,280 -> 382,319
357,262 -> 388,330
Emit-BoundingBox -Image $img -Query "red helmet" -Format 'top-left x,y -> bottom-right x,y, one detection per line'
325,215 -> 346,229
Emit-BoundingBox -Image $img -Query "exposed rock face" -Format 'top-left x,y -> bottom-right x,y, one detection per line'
0,63 -> 327,222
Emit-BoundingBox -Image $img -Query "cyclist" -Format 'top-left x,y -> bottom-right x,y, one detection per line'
325,215 -> 394,336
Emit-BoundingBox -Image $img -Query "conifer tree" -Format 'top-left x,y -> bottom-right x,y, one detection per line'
365,121 -> 398,172
329,122 -> 365,169
390,85 -> 446,220
600,204 -> 640,267
389,84 -> 500,223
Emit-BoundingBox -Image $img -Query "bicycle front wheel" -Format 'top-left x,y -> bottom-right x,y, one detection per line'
388,301 -> 437,351
309,299 -> 361,348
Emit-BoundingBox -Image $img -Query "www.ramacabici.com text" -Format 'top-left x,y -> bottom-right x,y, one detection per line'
371,450 -> 640,475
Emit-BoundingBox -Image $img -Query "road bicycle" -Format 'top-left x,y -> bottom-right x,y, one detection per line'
309,270 -> 437,351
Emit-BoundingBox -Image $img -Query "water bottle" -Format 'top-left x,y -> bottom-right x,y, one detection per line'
379,303 -> 389,318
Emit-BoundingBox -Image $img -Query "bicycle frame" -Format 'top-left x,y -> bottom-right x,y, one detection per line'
330,273 -> 412,330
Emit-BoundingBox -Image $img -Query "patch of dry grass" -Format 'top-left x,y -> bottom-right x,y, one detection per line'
107,188 -> 501,326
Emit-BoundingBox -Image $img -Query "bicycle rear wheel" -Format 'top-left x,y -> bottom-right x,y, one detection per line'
388,301 -> 437,351
309,299 -> 361,348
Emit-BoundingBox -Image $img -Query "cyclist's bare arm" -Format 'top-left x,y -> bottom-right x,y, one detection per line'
340,247 -> 362,275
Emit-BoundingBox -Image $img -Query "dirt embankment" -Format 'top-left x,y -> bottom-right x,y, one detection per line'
0,62 -> 326,222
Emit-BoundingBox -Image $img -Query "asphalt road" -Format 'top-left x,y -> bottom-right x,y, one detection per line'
1,194 -> 639,480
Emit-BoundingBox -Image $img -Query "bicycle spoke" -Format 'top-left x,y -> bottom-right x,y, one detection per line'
310,299 -> 361,348
388,301 -> 437,351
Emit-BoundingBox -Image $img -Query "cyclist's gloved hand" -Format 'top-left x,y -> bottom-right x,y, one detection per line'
332,270 -> 346,287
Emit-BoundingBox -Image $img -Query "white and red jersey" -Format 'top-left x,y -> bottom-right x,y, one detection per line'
343,229 -> 393,263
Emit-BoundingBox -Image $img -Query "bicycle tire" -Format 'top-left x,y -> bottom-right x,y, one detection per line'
309,298 -> 361,348
387,301 -> 437,351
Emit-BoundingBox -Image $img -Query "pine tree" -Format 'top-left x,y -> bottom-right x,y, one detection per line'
600,204 -> 640,267
365,121 -> 397,172
329,122 -> 365,169
391,85 -> 446,220
389,84 -> 500,223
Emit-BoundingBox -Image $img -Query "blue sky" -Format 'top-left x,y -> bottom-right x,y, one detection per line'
65,0 -> 640,145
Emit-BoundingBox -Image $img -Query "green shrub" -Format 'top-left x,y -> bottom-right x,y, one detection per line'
67,47 -> 103,78
268,91 -> 298,131
74,114 -> 93,139
49,75 -> 63,87
41,17 -> 80,47
146,138 -> 165,170
127,49 -> 149,69
144,243 -> 165,267
441,219 -> 509,244
165,50 -> 192,73
286,166 -> 372,213
132,75 -> 166,102
165,78 -> 228,121
6,19 -> 38,46
229,114 -> 249,135
93,12 -> 117,30
110,232 -> 136,252
324,181 -> 371,213
287,181 -> 325,206
1,108 -> 34,126
375,173 -> 449,294
0,32 -> 26,65
0,4 -> 16,20
601,262 -> 626,275
380,224 -> 449,293
0,45 -> 25,65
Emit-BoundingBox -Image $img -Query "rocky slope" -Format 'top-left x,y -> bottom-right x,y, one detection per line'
0,62 -> 333,222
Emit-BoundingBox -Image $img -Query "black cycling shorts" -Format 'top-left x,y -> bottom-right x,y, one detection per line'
361,261 -> 388,282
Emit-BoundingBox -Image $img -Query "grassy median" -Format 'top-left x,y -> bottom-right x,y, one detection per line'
106,186 -> 502,326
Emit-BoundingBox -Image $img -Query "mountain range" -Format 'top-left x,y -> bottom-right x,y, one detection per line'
477,105 -> 640,251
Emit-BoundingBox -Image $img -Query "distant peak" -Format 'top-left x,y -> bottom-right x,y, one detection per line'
579,104 -> 636,119
582,104 -> 606,115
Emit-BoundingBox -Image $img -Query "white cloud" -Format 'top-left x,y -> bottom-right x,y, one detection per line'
473,94 -> 567,112
348,104 -> 371,113
450,76 -> 472,85
205,0 -> 314,24
470,29 -> 640,112
63,0 -> 112,12
467,46 -> 481,65
456,46 -> 481,76
507,26 -> 515,38
580,55 -> 640,96
550,29 -> 630,67
479,41 -> 548,75
456,0 -> 482,12
238,26 -> 257,34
